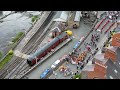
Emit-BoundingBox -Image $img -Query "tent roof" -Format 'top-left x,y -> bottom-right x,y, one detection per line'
53,11 -> 69,22
74,11 -> 82,21
53,18 -> 66,22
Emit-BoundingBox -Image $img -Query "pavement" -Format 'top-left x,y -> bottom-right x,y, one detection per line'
97,11 -> 107,19
49,61 -> 79,79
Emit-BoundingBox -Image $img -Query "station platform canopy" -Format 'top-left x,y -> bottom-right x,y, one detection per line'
74,11 -> 82,22
53,11 -> 69,22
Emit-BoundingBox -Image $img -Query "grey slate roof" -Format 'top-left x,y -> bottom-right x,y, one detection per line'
106,48 -> 120,79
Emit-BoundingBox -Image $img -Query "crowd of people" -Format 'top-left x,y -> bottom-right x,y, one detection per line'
106,11 -> 120,22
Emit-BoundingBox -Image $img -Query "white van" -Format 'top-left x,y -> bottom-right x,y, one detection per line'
51,60 -> 61,69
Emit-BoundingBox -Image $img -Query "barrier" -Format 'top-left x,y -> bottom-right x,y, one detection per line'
105,23 -> 115,34
101,20 -> 110,30
95,18 -> 106,30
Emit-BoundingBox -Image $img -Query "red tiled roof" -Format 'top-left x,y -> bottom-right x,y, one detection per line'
104,49 -> 117,62
87,62 -> 106,79
111,33 -> 120,47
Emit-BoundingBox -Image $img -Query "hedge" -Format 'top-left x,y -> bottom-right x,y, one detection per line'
31,15 -> 38,23
12,32 -> 24,43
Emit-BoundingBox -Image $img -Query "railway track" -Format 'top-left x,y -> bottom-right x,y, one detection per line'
5,17 -> 56,79
21,12 -> 55,54
0,11 -> 56,79
0,57 -> 25,78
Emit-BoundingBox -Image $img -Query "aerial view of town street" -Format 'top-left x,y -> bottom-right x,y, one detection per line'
0,11 -> 120,79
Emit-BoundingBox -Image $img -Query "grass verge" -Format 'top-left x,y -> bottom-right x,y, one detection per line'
12,32 -> 24,43
0,50 -> 14,69
31,15 -> 38,23
0,51 -> 2,60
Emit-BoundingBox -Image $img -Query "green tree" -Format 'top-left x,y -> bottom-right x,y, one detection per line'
8,50 -> 14,55
73,73 -> 82,79
12,32 -> 24,43
0,53 -> 13,69
31,15 -> 38,23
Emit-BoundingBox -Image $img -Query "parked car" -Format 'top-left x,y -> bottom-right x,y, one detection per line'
40,68 -> 51,79
73,36 -> 84,49
51,60 -> 61,69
